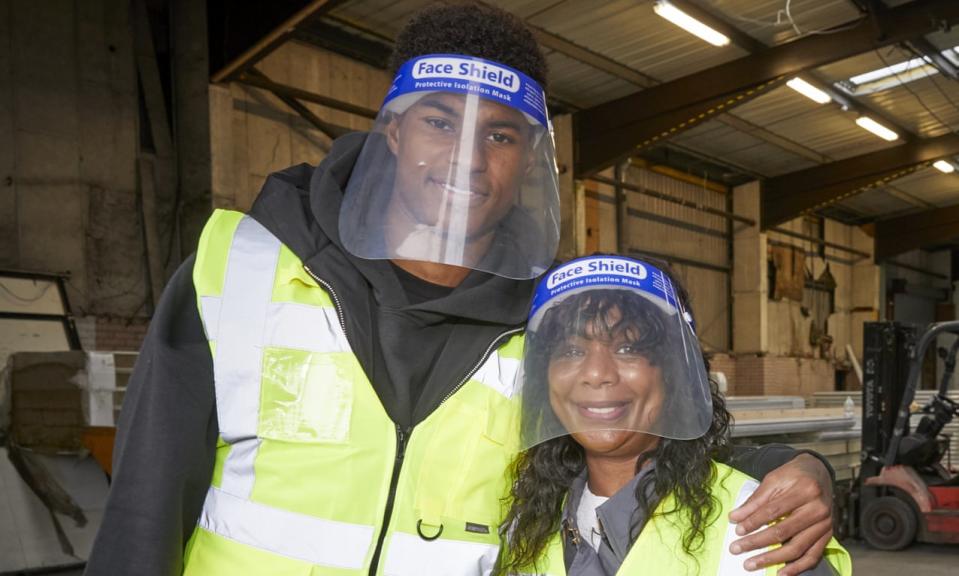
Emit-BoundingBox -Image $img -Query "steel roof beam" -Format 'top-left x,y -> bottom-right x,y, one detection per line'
240,68 -> 353,140
762,132 -> 959,228
573,0 -> 959,176
292,20 -> 393,69
907,37 -> 959,80
235,70 -> 379,119
714,113 -> 830,164
875,203 -> 959,259
530,28 -> 658,89
211,0 -> 347,83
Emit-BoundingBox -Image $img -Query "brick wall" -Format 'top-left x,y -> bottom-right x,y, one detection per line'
95,317 -> 149,351
732,355 -> 761,396
75,316 -> 97,351
729,354 -> 836,397
708,353 -> 736,394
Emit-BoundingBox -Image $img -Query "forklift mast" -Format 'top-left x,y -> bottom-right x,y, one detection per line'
861,322 -> 918,479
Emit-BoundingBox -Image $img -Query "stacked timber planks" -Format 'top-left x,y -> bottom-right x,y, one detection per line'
725,396 -> 806,411
727,395 -> 860,481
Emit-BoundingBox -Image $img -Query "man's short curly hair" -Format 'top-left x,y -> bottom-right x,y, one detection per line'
389,2 -> 549,89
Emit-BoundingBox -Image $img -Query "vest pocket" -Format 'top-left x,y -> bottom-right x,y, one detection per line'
461,393 -> 518,526
439,391 -> 517,527
259,349 -> 355,443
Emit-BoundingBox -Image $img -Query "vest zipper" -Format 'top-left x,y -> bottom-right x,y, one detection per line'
367,423 -> 410,575
437,327 -> 524,408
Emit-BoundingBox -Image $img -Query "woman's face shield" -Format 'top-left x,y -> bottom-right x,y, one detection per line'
339,55 -> 560,280
517,256 -> 713,451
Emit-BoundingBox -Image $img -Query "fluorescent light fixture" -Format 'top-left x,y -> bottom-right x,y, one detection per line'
849,56 -> 932,86
653,0 -> 730,47
786,77 -> 831,104
933,160 -> 955,173
855,116 -> 899,142
838,46 -> 959,95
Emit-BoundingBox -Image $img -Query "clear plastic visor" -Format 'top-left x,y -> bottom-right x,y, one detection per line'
338,88 -> 560,280
517,261 -> 712,450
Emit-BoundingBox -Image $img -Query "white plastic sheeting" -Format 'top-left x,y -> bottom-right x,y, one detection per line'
0,449 -> 108,573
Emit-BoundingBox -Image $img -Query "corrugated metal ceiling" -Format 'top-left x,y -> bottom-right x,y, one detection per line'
703,0 -> 862,46
837,187 -> 922,217
323,0 -> 959,219
521,0 -> 750,82
887,168 -> 959,207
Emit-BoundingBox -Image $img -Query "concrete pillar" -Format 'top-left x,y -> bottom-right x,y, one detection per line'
171,0 -> 212,261
209,84 -> 235,210
0,0 -> 16,267
849,226 -> 880,375
594,167 -> 617,254
553,114 -> 577,262
732,181 -> 767,354
575,180 -> 587,257
825,219 -> 852,360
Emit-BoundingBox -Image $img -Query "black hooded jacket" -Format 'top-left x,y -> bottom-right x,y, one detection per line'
84,133 -> 818,575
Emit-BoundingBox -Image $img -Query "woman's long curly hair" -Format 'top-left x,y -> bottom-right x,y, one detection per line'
496,275 -> 732,575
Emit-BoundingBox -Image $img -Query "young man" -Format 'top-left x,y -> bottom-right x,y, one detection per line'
86,4 -> 836,575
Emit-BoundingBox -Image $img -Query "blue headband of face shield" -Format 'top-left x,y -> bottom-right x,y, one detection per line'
529,255 -> 696,332
383,54 -> 549,127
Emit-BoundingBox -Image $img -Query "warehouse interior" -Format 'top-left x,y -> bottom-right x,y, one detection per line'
2,0 -> 959,573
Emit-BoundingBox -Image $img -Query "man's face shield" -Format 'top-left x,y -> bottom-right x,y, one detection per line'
339,55 -> 560,280
516,256 -> 713,451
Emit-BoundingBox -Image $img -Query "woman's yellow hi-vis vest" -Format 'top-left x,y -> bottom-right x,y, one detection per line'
182,210 -> 524,575
530,463 -> 852,576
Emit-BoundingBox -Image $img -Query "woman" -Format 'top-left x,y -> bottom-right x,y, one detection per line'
497,255 -> 850,575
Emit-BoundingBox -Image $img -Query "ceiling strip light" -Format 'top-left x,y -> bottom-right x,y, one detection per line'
786,77 -> 832,104
838,47 -> 959,96
933,160 -> 956,174
653,0 -> 730,47
849,57 -> 929,85
855,116 -> 899,142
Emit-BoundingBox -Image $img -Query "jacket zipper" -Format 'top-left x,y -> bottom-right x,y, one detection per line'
367,424 -> 410,575
303,265 -> 347,333
304,265 -> 521,574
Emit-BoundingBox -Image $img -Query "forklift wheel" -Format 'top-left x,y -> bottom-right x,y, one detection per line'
861,496 -> 917,550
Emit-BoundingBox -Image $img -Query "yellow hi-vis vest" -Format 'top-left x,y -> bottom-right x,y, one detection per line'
528,463 -> 851,576
182,210 -> 524,576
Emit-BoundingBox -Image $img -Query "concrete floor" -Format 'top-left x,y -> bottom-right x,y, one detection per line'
846,540 -> 959,575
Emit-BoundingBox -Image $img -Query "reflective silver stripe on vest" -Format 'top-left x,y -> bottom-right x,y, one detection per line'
471,355 -> 521,399
201,297 -> 349,353
717,479 -> 761,576
213,216 -> 280,497
383,532 -> 498,576
200,487 -> 374,569
199,296 -> 220,341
